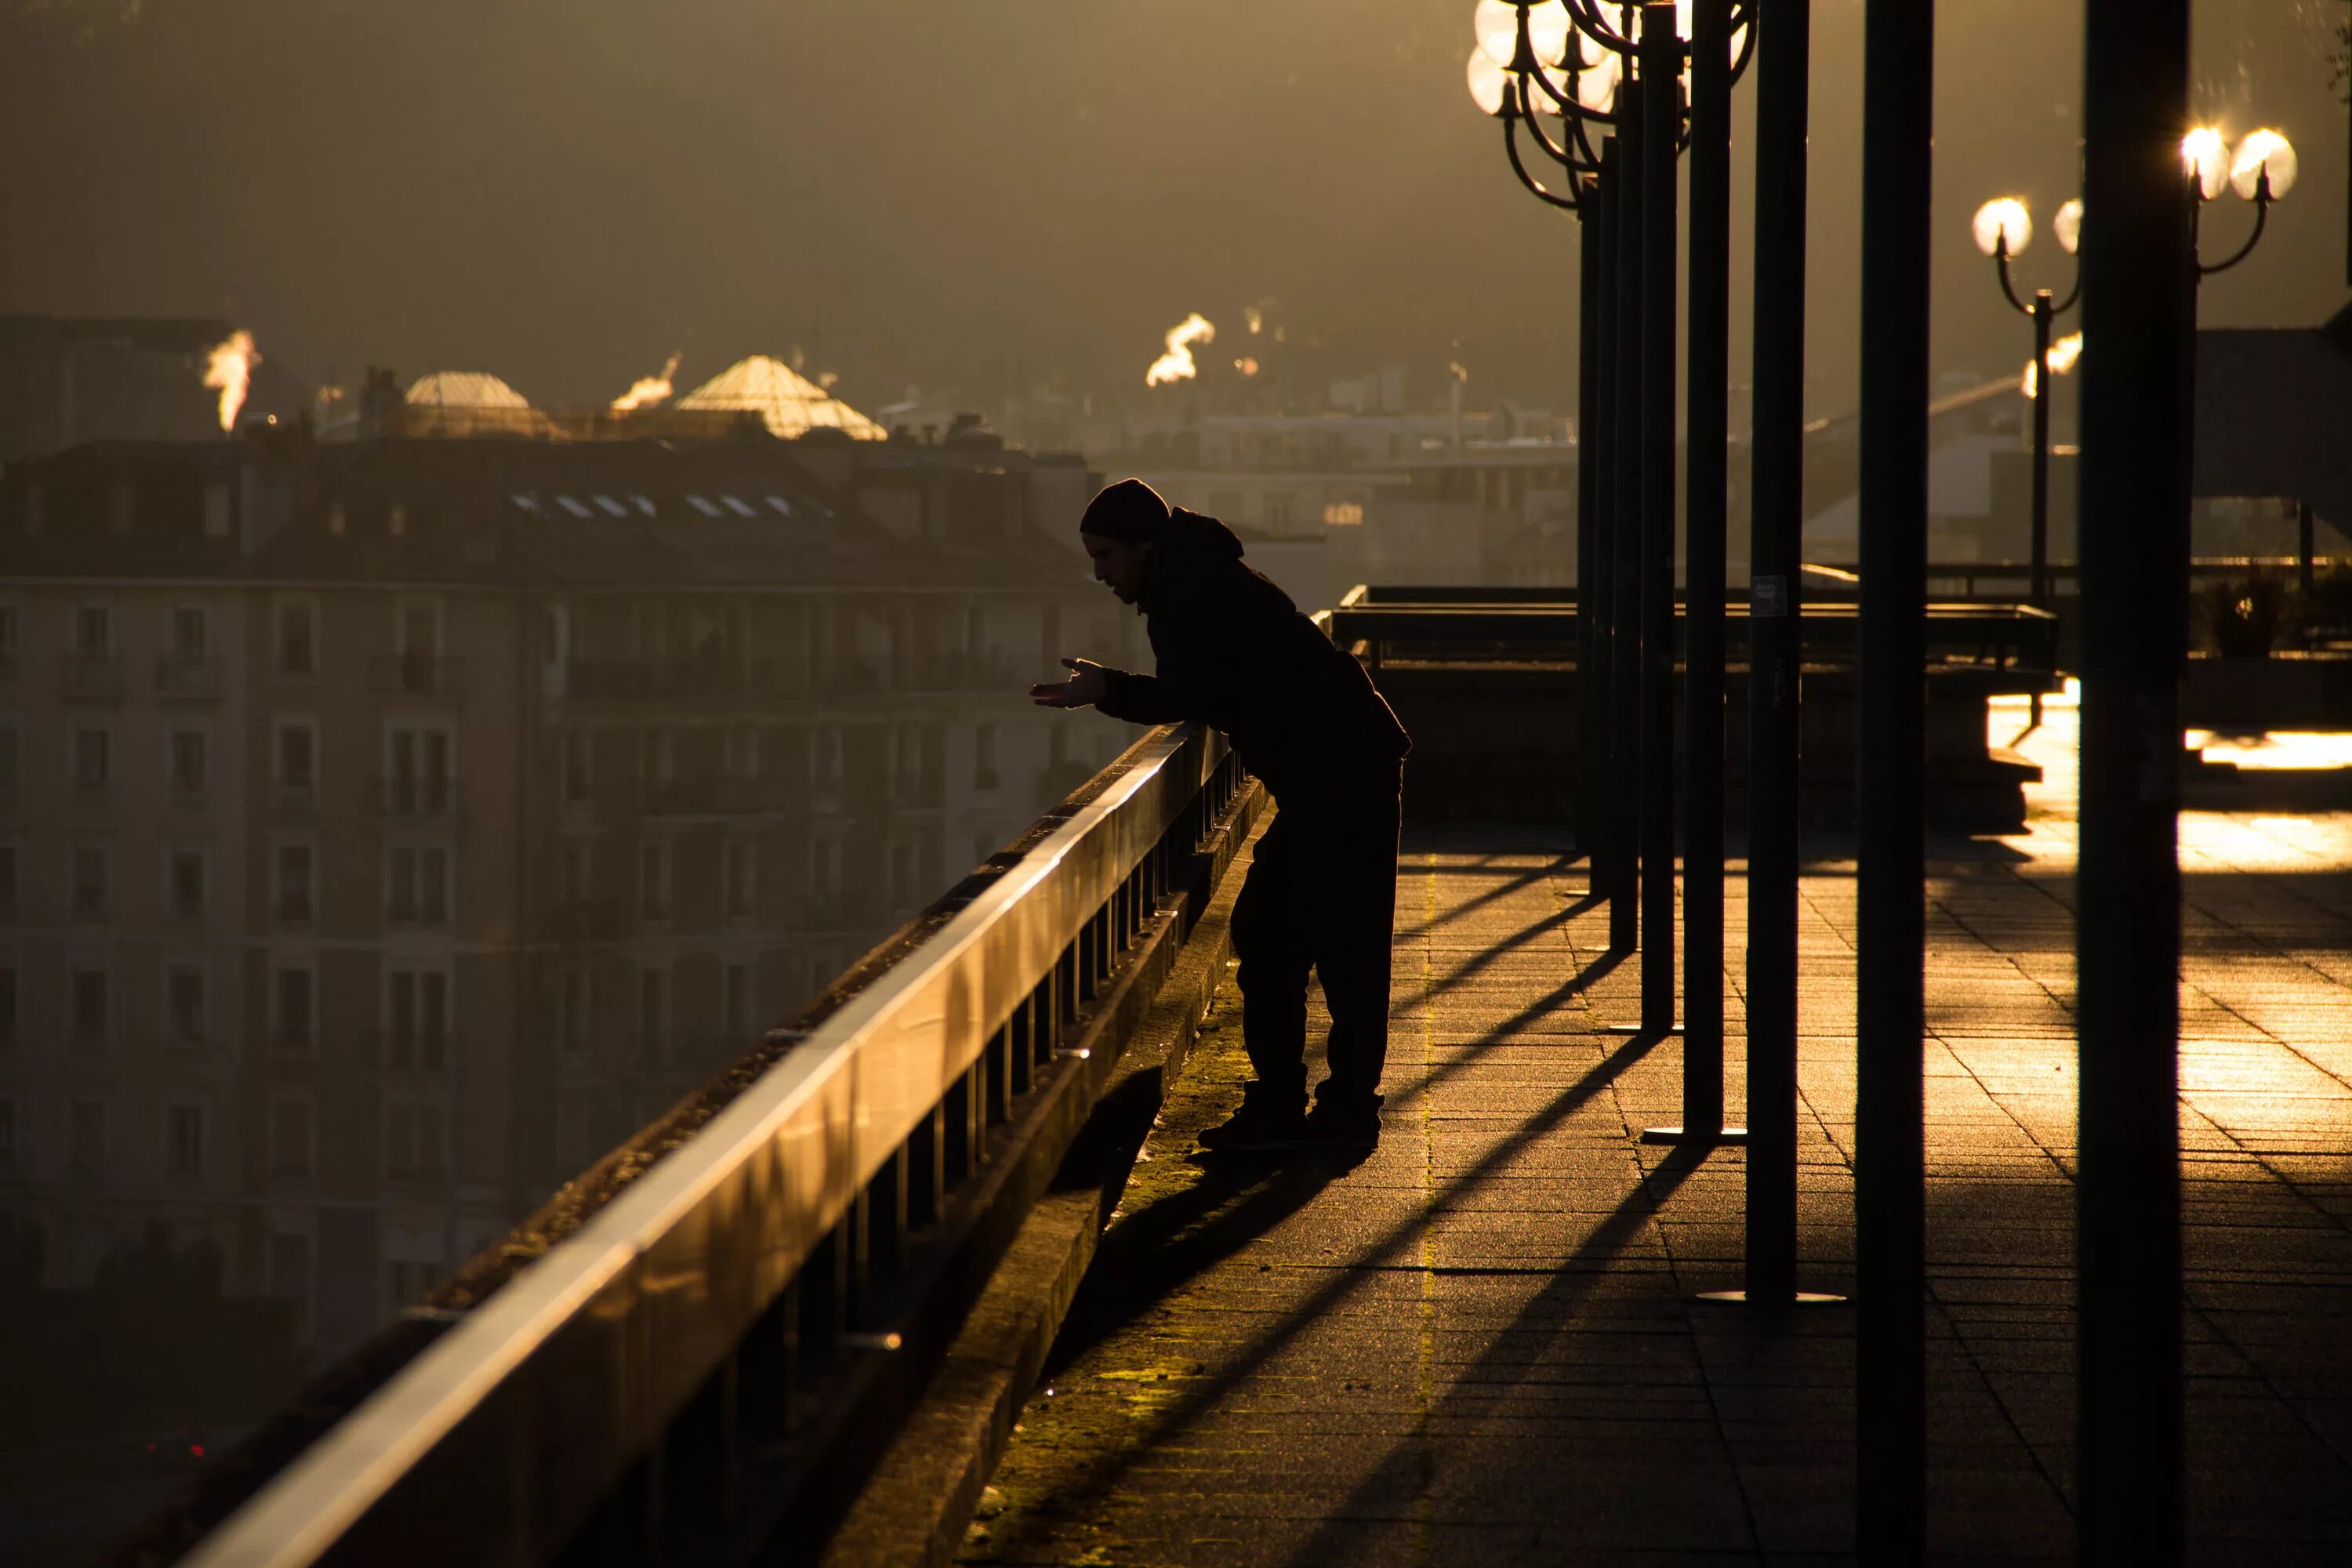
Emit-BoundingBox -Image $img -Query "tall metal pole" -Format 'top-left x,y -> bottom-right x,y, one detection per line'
2076,0 -> 2190,1558
1610,95 -> 1646,955
1743,0 -> 1810,1302
1855,0 -> 1932,1557
1638,2 -> 1681,1036
1578,175 -> 1610,865
1679,0 -> 1732,1131
2030,292 -> 2054,608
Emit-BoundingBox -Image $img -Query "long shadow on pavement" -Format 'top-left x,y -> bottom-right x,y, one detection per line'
976,1027 -> 1675,1563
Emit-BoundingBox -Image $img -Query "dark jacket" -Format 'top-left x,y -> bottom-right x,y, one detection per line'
1096,510 -> 1409,800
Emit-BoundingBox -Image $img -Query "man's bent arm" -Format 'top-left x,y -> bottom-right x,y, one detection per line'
1097,667 -> 1190,725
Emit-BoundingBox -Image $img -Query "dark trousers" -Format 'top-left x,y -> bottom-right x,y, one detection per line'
1230,764 -> 1403,1110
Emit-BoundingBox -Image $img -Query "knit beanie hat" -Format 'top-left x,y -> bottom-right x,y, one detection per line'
1078,477 -> 1171,543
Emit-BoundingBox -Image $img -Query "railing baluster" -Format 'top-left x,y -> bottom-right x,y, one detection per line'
985,1025 -> 1009,1126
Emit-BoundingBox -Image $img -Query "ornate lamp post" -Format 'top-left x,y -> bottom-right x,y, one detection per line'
1971,194 -> 2082,615
2187,124 -> 2297,276
1470,2 -> 1755,1073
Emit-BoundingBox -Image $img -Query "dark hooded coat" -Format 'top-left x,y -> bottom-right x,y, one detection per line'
1095,510 -> 1409,800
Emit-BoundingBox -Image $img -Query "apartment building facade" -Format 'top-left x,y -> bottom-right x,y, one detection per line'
0,422 -> 1135,1352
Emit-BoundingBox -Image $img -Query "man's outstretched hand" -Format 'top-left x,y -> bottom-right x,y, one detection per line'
1031,656 -> 1110,709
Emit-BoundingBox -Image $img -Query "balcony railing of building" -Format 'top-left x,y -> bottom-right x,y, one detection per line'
153,720 -> 1258,1568
366,775 -> 463,821
57,652 -> 125,701
644,775 -> 779,817
152,653 -> 222,700
368,653 -> 467,699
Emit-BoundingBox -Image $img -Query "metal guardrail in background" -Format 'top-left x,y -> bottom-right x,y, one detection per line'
163,721 -> 1250,1568
1328,594 -> 2061,679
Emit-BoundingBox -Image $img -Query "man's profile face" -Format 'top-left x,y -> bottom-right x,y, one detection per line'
1082,532 -> 1153,604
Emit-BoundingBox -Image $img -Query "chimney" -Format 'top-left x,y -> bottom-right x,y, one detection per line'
357,366 -> 403,441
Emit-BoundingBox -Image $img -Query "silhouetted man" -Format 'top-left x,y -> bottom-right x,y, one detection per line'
1032,478 -> 1410,1149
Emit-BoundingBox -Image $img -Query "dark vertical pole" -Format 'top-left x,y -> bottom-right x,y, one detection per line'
1680,0 -> 1731,1130
2077,0 -> 2189,1559
1578,182 -> 1609,860
2030,293 -> 2054,608
2299,500 -> 2316,596
1855,0 -> 1931,1558
1612,95 -> 1646,955
1638,3 -> 1680,1035
1744,0 -> 1809,1302
1590,159 -> 1628,893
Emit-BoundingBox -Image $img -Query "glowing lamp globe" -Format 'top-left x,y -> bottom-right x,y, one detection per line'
2053,198 -> 2083,256
2229,129 -> 2297,201
1973,198 -> 2032,260
1467,49 -> 1511,117
1474,0 -> 1571,68
2182,127 -> 2229,201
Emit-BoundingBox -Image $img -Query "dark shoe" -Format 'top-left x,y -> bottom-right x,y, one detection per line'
1301,1094 -> 1383,1151
1196,1094 -> 1306,1151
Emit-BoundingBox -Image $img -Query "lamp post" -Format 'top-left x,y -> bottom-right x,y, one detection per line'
2069,114 -> 2292,1567
1970,195 -> 2081,619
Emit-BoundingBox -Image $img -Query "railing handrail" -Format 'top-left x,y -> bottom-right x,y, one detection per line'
179,722 -> 1229,1568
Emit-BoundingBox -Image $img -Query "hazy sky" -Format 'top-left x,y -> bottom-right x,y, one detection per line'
2,0 -> 2343,424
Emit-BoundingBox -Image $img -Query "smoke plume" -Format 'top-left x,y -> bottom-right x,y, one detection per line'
611,351 -> 683,413
203,329 -> 259,432
1145,314 -> 1215,387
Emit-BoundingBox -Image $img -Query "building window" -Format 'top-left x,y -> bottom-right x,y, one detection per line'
0,964 -> 16,1051
975,722 -> 1000,789
69,1098 -> 105,1175
561,729 -> 592,805
0,605 -> 16,673
556,1093 -> 593,1173
385,1101 -> 446,1182
0,1098 -> 16,1172
275,844 -> 314,924
165,1103 -> 206,1180
386,969 -> 449,1071
641,729 -> 674,793
0,844 -> 13,917
559,963 -> 591,1055
268,1094 -> 314,1180
73,727 -> 111,797
166,963 -> 207,1045
74,604 -> 112,657
724,726 -> 760,781
637,963 -> 666,1058
172,605 -> 209,659
889,840 -> 917,907
561,842 -> 592,906
1323,501 -> 1365,527
639,843 -> 671,922
270,1232 -> 314,1323
724,962 -> 752,1036
275,598 -> 317,675
724,841 -> 756,920
274,966 -> 315,1054
170,728 -> 209,799
388,846 -> 451,924
71,967 -> 107,1047
276,720 -> 317,793
386,726 -> 452,815
0,725 -> 17,798
72,845 -> 111,920
169,848 -> 206,919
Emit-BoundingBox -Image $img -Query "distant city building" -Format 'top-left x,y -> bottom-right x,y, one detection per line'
0,417 -> 1130,1352
0,315 -> 310,462
1075,408 -> 1579,595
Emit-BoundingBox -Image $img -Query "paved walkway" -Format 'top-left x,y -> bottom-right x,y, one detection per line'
962,707 -> 2352,1566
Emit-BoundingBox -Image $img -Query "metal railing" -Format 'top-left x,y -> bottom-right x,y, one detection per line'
1329,591 -> 2061,680
168,720 -> 1250,1568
